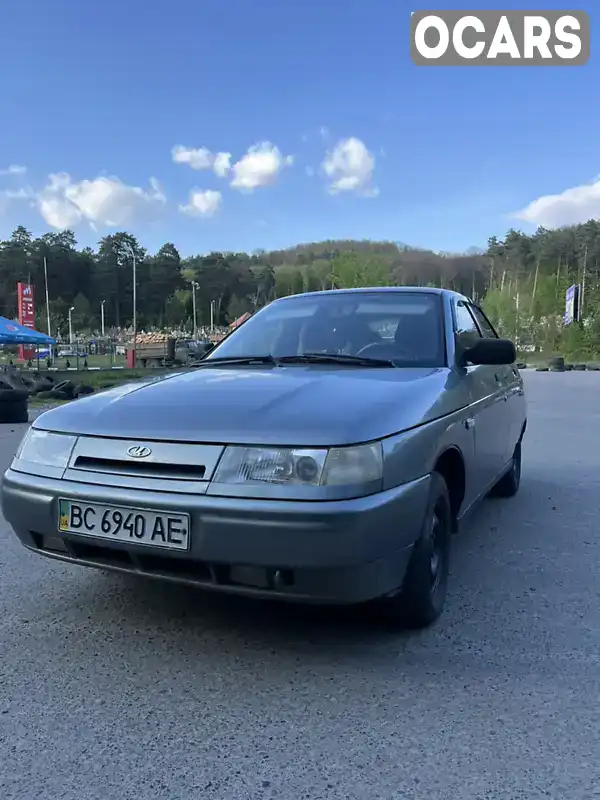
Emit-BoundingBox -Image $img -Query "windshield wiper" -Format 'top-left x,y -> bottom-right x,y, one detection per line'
191,353 -> 396,369
278,353 -> 395,367
191,355 -> 279,367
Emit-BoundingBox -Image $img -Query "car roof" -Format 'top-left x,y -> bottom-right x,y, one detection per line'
273,286 -> 470,303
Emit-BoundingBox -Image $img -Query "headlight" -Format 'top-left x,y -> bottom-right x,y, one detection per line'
14,428 -> 77,469
213,442 -> 383,488
214,446 -> 327,486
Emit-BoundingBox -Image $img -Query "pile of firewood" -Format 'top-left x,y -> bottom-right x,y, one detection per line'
128,333 -> 172,345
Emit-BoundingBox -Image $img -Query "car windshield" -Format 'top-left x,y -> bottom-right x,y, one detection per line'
205,291 -> 446,367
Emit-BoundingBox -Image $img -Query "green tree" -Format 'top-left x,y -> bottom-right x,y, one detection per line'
93,232 -> 146,328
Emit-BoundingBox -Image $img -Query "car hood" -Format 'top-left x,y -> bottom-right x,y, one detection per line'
34,366 -> 463,446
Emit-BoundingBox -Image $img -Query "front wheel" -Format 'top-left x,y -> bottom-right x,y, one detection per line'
376,472 -> 452,629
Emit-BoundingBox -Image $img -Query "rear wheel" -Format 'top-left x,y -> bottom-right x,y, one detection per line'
491,441 -> 521,498
376,472 -> 451,629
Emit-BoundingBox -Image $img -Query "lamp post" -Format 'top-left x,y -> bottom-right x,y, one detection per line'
210,300 -> 215,334
123,242 -> 137,363
68,306 -> 75,344
191,281 -> 199,338
101,300 -> 106,338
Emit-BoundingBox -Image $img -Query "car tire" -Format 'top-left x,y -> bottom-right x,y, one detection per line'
376,472 -> 452,630
50,380 -> 76,400
0,399 -> 28,424
0,387 -> 28,402
491,441 -> 522,498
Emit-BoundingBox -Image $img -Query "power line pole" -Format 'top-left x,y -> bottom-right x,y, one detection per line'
580,245 -> 588,318
123,243 -> 137,363
43,257 -> 51,337
191,281 -> 198,337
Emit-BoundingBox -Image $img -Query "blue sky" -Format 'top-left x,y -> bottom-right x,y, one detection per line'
0,0 -> 597,255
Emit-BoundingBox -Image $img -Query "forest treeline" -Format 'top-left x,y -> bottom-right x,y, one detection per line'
1,220 -> 600,357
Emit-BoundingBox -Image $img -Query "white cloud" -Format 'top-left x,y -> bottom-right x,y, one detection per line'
172,145 -> 232,177
229,142 -> 293,192
36,172 -> 166,229
179,189 -> 222,217
213,152 -> 232,178
513,177 -> 600,228
0,164 -> 27,176
2,187 -> 32,200
321,137 -> 378,196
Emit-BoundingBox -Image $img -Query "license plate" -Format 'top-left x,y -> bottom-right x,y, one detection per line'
57,499 -> 190,551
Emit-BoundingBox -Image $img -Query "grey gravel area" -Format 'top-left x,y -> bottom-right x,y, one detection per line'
1,371 -> 600,800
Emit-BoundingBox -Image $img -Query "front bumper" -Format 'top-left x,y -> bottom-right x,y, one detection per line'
1,468 -> 430,604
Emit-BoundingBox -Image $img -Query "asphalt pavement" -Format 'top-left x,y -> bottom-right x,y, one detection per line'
1,371 -> 599,800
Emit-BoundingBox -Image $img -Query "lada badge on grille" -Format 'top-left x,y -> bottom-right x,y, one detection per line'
127,446 -> 152,459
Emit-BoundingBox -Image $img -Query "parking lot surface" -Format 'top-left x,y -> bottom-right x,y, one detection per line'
1,371 -> 599,800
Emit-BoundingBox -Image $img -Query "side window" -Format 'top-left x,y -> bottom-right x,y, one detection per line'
454,301 -> 481,348
470,305 -> 498,339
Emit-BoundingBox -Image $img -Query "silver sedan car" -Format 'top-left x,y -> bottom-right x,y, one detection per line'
1,288 -> 526,628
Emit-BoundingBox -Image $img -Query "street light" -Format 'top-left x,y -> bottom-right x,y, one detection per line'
191,281 -> 199,338
210,300 -> 215,334
123,242 -> 137,363
68,306 -> 75,344
100,300 -> 106,338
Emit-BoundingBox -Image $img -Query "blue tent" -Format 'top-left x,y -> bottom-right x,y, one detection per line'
0,317 -> 56,345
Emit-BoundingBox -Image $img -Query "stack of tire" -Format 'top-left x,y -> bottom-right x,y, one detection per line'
548,357 -> 588,372
0,377 -> 28,424
536,356 -> 590,373
35,379 -> 94,401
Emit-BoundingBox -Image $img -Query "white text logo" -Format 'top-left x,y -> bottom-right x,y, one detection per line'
410,11 -> 590,65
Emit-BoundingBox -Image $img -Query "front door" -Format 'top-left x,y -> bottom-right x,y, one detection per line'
469,302 -> 522,466
453,300 -> 510,496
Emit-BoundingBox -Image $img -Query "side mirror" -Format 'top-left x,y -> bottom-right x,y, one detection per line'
461,338 -> 516,366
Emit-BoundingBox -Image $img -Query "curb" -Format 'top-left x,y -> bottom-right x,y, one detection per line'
28,366 -> 126,372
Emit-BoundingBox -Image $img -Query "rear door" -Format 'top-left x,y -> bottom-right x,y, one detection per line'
453,299 -> 510,496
